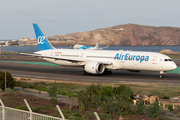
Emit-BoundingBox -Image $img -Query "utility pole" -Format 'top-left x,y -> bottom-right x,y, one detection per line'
5,71 -> 6,90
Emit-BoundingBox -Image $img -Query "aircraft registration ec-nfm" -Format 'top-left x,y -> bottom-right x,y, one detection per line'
21,23 -> 177,78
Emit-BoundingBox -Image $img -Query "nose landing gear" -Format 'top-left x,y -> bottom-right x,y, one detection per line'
160,74 -> 164,78
160,71 -> 166,78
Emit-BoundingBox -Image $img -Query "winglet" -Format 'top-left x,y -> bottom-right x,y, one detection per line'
33,23 -> 54,51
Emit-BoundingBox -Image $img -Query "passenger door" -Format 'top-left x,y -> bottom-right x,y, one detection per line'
152,56 -> 158,64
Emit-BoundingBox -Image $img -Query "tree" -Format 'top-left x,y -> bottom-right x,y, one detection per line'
0,71 -> 16,90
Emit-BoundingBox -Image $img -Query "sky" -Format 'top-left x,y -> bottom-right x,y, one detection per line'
0,0 -> 180,40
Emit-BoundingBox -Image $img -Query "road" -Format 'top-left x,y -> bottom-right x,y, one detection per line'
0,58 -> 180,84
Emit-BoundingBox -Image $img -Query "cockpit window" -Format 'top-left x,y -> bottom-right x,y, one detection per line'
164,59 -> 173,62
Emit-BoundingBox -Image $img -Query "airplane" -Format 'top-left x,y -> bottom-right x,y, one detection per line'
21,23 -> 177,78
73,41 -> 109,50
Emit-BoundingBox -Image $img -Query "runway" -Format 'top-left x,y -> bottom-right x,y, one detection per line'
0,58 -> 180,84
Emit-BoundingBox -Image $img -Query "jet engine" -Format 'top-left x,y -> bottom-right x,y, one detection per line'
84,62 -> 105,74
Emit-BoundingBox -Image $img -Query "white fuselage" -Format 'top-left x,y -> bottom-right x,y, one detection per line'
35,49 -> 177,72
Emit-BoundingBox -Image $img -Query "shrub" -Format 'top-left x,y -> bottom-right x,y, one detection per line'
50,98 -> 60,104
115,85 -> 133,103
73,113 -> 81,117
101,86 -> 113,97
168,105 -> 173,111
145,100 -> 163,118
133,99 -> 146,116
39,81 -> 47,85
38,90 -> 41,94
48,81 -> 58,97
31,107 -> 41,112
101,97 -> 117,114
112,85 -> 133,101
79,104 -> 85,111
77,83 -> 104,109
4,88 -> 13,92
16,81 -> 33,89
116,96 -> 133,115
112,85 -> 126,95
157,116 -> 164,119
102,85 -> 134,115
0,71 -> 16,90
16,105 -> 28,111
77,83 -> 134,115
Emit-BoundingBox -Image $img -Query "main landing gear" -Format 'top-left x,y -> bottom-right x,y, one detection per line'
81,71 -> 88,75
160,71 -> 166,78
103,69 -> 112,75
81,69 -> 112,75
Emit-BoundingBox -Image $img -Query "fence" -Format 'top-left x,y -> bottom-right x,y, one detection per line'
0,99 -> 101,120
0,99 -> 65,120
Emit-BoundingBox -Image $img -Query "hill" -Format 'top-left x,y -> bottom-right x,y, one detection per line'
20,24 -> 180,46
48,24 -> 180,46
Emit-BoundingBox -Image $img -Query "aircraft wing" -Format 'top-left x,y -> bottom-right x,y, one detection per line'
21,53 -> 112,65
21,53 -> 86,62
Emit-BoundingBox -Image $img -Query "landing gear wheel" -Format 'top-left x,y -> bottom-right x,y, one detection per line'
160,74 -> 164,78
81,71 -> 87,75
107,70 -> 112,75
159,71 -> 165,78
103,70 -> 112,75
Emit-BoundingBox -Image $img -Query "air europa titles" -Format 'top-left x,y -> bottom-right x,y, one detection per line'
114,53 -> 149,63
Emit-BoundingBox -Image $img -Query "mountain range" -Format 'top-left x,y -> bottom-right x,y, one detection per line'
19,24 -> 180,46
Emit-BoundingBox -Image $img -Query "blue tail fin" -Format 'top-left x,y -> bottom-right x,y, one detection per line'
33,23 -> 54,51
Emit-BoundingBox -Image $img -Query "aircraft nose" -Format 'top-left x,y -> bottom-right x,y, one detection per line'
171,62 -> 177,70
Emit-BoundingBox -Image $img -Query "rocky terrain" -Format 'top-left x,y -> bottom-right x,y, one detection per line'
19,24 -> 180,46
158,49 -> 180,55
18,38 -> 37,46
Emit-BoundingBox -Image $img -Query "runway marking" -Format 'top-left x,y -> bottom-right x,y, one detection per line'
167,67 -> 180,74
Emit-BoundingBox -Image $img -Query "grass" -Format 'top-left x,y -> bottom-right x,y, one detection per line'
16,79 -> 180,99
16,80 -> 86,97
61,109 -> 85,119
123,83 -> 180,98
16,104 -> 56,113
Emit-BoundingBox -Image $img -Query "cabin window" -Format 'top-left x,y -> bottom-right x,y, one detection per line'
164,59 -> 168,61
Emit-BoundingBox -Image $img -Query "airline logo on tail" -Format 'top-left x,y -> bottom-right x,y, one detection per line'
38,36 -> 45,44
33,23 -> 54,51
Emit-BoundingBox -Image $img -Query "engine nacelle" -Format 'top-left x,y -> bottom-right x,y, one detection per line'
84,62 -> 105,74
